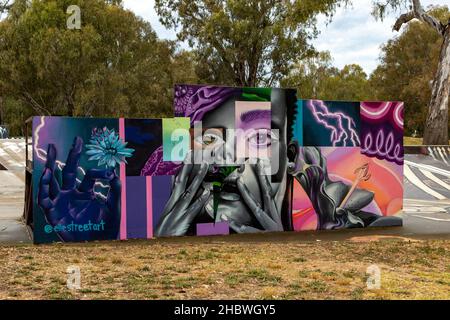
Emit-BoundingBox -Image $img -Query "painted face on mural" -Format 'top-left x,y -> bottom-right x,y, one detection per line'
154,88 -> 290,236
199,88 -> 287,229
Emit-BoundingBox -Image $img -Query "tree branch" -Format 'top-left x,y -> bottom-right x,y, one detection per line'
20,92 -> 51,116
393,11 -> 415,31
393,0 -> 446,35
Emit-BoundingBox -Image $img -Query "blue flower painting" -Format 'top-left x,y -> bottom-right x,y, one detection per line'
86,127 -> 135,168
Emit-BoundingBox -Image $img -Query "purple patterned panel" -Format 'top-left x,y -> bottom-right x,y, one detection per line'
174,85 -> 239,123
360,102 -> 404,165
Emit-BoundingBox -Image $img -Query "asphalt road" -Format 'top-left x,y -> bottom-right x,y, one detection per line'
402,148 -> 450,236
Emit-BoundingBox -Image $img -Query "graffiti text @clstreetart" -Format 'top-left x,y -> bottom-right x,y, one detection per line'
44,220 -> 106,234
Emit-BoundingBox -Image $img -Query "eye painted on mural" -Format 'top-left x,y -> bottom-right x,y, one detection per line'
195,132 -> 224,148
246,128 -> 279,149
193,128 -> 225,149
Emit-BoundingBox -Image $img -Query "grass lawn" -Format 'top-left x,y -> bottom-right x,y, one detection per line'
0,238 -> 449,300
404,136 -> 450,145
404,137 -> 424,146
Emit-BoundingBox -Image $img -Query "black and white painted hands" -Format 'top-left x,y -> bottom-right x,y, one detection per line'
227,160 -> 284,233
155,155 -> 285,236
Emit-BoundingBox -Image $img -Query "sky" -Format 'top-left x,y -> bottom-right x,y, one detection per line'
123,0 -> 448,75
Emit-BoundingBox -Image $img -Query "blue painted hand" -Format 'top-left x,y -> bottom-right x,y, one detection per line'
38,137 -> 121,242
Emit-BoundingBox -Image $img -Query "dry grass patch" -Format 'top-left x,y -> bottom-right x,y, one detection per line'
0,239 -> 449,300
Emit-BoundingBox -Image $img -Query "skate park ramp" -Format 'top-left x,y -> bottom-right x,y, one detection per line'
403,146 -> 450,235
0,139 -> 26,171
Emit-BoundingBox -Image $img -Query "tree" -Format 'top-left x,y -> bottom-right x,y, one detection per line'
281,51 -> 337,97
282,51 -> 371,101
171,50 -> 200,85
370,6 -> 447,136
155,0 -> 349,87
0,0 -> 11,126
0,0 -> 11,13
373,0 -> 450,145
0,0 -> 195,135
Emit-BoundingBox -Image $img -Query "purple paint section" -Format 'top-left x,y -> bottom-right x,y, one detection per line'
152,175 -> 173,230
174,85 -> 239,123
360,102 -> 404,165
196,222 -> 230,236
126,176 -> 148,239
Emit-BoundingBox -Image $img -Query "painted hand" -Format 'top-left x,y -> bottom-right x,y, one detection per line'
155,156 -> 211,237
227,159 -> 284,233
38,137 -> 121,242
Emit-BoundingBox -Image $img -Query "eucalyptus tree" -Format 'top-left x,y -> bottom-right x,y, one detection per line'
374,0 -> 450,144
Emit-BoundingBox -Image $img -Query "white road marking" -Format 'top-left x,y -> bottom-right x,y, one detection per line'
404,206 -> 447,213
419,168 -> 450,191
404,160 -> 450,177
437,147 -> 449,164
428,147 -> 437,161
411,215 -> 450,222
404,164 -> 446,200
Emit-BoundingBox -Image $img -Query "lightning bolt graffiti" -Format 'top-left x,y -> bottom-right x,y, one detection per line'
307,100 -> 360,147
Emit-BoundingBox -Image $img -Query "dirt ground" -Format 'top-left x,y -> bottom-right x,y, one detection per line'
1,139 -> 449,300
1,237 -> 449,300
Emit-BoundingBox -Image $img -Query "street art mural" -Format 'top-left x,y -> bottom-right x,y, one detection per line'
290,100 -> 404,231
32,87 -> 404,243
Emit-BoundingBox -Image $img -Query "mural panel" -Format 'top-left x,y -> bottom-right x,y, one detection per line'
291,100 -> 403,231
302,100 -> 361,147
32,89 -> 404,244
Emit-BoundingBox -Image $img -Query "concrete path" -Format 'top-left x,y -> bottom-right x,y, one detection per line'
0,170 -> 30,244
0,138 -> 30,243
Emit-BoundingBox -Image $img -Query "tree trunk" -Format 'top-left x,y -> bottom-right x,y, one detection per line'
67,93 -> 75,117
423,26 -> 450,145
67,101 -> 74,117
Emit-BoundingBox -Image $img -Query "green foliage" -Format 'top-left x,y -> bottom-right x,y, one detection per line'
0,0 -> 197,135
0,97 -> 29,136
155,0 -> 348,87
369,6 -> 449,136
281,51 -> 371,101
